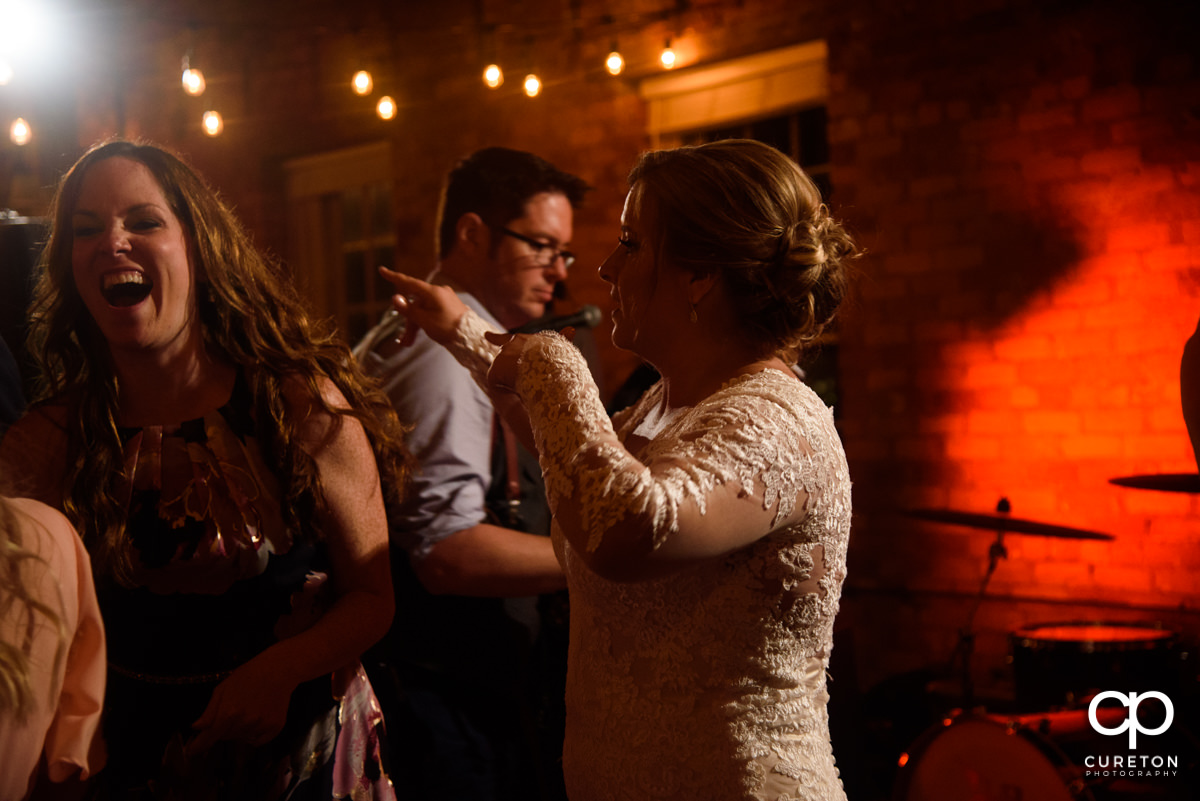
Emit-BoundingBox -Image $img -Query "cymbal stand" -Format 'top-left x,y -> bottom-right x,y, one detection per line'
946,498 -> 1010,708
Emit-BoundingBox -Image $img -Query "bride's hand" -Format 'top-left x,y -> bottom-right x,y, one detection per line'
378,267 -> 467,345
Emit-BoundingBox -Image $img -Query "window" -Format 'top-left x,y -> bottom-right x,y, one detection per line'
679,105 -> 832,202
338,181 -> 396,343
284,142 -> 395,345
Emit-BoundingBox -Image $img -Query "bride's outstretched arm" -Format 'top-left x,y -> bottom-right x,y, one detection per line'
492,332 -> 818,583
378,266 -> 538,454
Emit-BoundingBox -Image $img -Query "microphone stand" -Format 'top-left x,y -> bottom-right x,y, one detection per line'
946,498 -> 1010,709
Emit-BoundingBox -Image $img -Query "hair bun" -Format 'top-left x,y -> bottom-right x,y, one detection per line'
774,223 -> 796,265
776,219 -> 827,270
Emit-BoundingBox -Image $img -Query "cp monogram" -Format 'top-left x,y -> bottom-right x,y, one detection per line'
1088,691 -> 1174,749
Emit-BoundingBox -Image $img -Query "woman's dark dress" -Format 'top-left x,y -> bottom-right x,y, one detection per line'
96,376 -> 395,800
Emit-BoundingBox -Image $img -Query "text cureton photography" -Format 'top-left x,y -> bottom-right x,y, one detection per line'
1083,690 -> 1183,780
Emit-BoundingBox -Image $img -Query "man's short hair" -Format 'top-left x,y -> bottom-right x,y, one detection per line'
436,147 -> 590,259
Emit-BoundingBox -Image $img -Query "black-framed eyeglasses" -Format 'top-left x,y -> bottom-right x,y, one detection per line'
499,226 -> 575,270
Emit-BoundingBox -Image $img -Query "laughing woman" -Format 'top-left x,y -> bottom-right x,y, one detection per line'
383,139 -> 858,801
0,140 -> 409,799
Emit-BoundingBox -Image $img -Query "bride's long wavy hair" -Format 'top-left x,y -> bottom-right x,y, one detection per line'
26,139 -> 411,584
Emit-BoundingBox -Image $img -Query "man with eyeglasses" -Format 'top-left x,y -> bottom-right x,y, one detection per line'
355,147 -> 589,801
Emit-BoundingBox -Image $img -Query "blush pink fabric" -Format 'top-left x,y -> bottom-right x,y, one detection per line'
0,497 -> 106,801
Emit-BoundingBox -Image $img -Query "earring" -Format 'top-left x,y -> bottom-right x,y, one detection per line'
689,305 -> 698,324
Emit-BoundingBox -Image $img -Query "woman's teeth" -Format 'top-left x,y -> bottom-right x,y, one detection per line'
100,273 -> 153,307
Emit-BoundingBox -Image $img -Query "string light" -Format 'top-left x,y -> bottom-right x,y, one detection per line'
0,1 -> 43,63
10,117 -> 31,146
202,110 -> 223,136
523,74 -> 541,97
605,47 -> 624,76
660,38 -> 676,69
181,54 -> 206,96
352,70 -> 373,95
660,39 -> 677,69
376,95 -> 396,120
483,64 -> 503,89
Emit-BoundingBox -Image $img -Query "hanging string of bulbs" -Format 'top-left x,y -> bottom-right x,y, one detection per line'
3,5 -> 692,148
179,49 -> 224,137
481,36 -> 679,98
169,27 -> 687,135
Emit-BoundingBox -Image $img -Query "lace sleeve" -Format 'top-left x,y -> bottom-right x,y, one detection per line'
442,307 -> 503,395
514,335 -> 826,580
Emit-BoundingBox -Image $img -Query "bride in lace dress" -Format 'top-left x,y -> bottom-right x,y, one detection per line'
382,139 -> 858,801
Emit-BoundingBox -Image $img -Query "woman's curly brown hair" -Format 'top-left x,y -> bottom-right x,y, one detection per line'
26,139 -> 411,584
628,138 -> 859,362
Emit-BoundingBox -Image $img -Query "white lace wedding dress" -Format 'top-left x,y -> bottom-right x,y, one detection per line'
449,311 -> 851,801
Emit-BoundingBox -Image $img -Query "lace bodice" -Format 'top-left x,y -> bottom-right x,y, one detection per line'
449,312 -> 851,800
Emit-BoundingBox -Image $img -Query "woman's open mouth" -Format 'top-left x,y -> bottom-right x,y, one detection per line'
100,272 -> 153,307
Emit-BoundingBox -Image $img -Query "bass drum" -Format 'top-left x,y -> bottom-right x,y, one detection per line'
894,709 -> 1196,801
893,713 -> 1087,801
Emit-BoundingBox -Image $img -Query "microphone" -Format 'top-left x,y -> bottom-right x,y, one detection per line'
352,309 -> 406,361
511,304 -> 603,334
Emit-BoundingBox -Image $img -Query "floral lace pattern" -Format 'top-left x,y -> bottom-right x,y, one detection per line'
449,311 -> 851,800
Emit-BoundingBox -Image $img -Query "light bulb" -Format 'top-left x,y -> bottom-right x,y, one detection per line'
660,40 -> 676,69
182,67 -> 206,96
0,1 -> 43,60
352,70 -> 373,96
202,110 -> 223,137
0,59 -> 12,86
605,51 -> 624,76
10,117 -> 31,146
523,74 -> 541,97
376,95 -> 396,120
483,64 -> 503,89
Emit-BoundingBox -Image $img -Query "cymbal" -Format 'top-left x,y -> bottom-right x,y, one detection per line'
1108,473 -> 1200,493
905,508 -> 1114,540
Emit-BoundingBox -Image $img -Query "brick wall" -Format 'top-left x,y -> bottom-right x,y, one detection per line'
831,0 -> 1200,700
8,0 -> 1199,721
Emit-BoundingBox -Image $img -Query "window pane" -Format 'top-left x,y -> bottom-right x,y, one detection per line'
751,115 -> 791,156
811,171 -> 833,203
371,183 -> 392,236
347,312 -> 369,345
342,190 -> 363,242
344,250 -> 367,304
798,106 -> 829,167
708,125 -> 742,143
373,246 -> 396,302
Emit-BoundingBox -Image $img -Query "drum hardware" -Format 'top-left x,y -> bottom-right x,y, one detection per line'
904,499 -> 1115,710
1108,473 -> 1200,493
904,505 -> 1115,540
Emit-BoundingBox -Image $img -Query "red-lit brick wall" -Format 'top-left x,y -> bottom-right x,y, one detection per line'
830,0 -> 1200,701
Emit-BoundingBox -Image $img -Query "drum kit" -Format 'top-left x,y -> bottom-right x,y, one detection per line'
891,474 -> 1198,799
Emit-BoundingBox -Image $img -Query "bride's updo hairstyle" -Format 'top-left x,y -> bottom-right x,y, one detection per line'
628,138 -> 857,358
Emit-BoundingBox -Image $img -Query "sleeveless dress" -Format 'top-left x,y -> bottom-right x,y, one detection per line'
96,374 -> 394,800
447,310 -> 852,801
